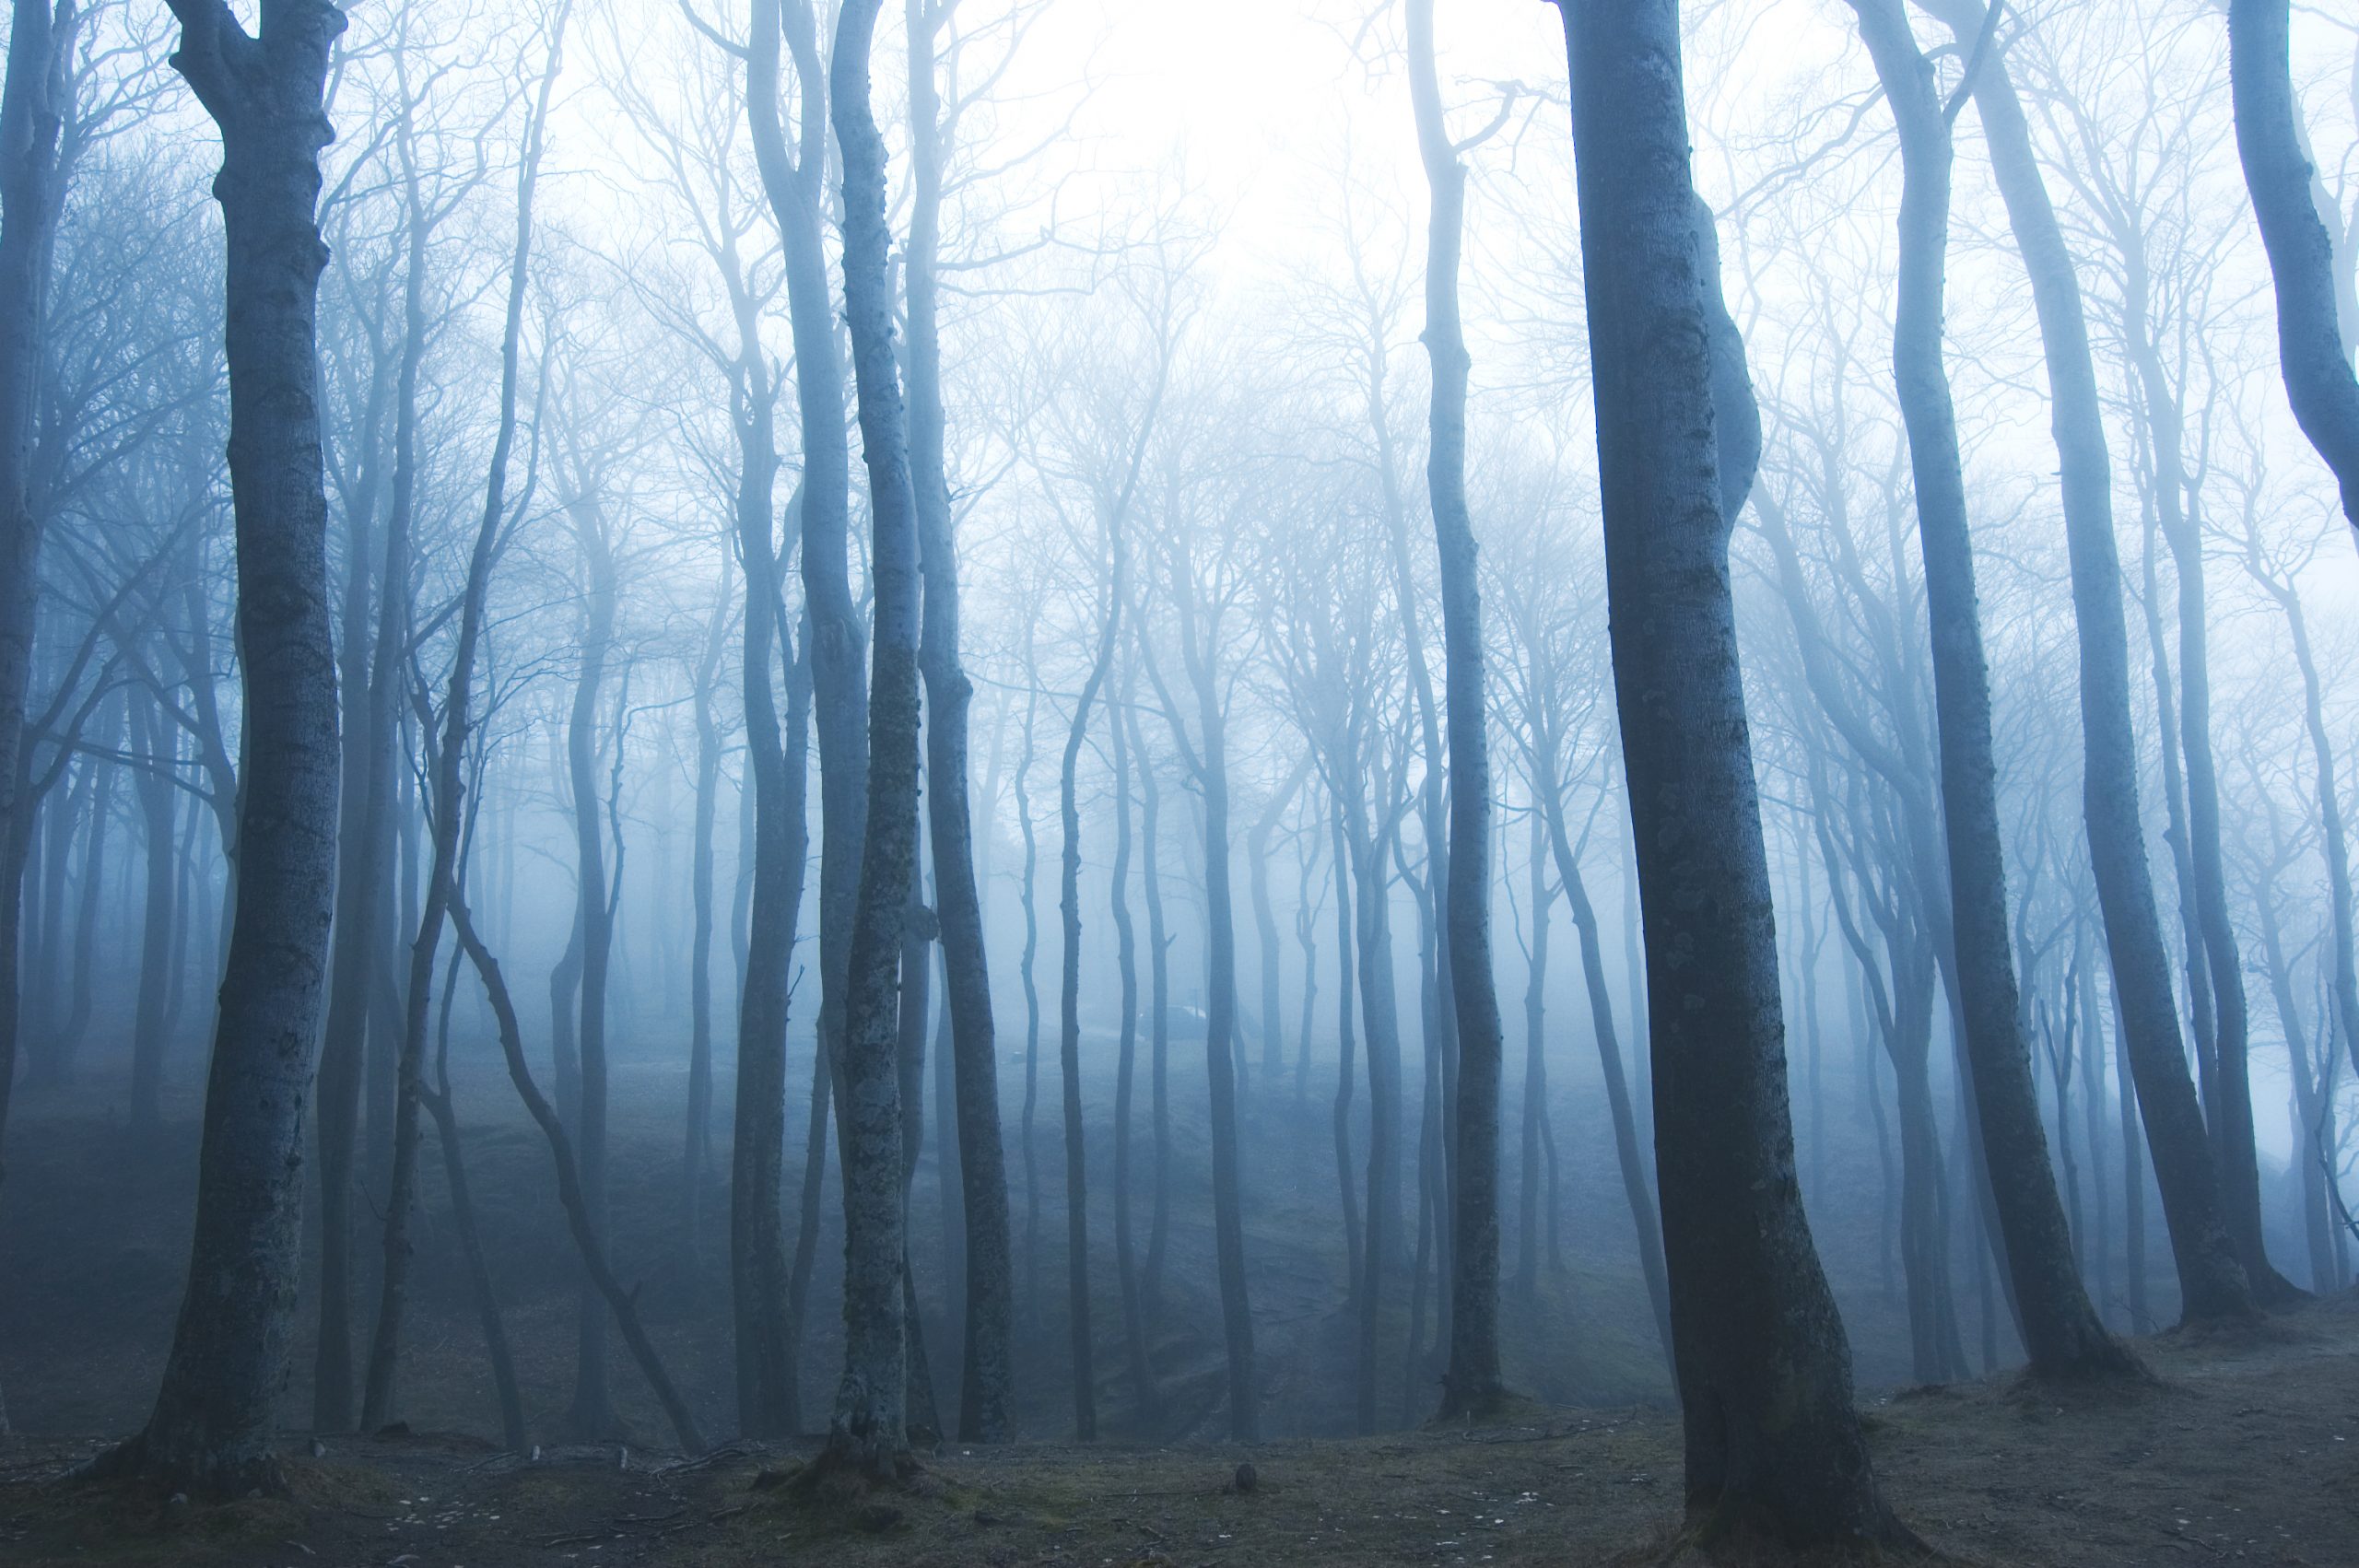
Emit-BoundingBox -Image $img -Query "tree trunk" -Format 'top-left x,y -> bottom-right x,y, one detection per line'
1918,0 -> 2254,1325
2229,0 -> 2359,538
130,693 -> 180,1131
825,0 -> 920,1479
730,360 -> 809,1438
1554,0 -> 1907,1543
109,0 -> 346,1495
1405,0 -> 1507,1418
1848,0 -> 2139,1376
1109,666 -> 1155,1422
1056,509 -> 1121,1443
903,0 -> 1011,1440
0,1 -> 76,1322
1328,811 -> 1362,1317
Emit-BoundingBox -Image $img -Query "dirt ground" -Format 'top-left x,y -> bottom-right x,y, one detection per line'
5,1293 -> 2355,1567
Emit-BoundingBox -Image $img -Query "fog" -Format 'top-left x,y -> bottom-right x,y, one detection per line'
1,0 -> 2356,1552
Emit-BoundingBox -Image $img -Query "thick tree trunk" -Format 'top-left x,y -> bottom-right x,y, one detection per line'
0,5 -> 76,1324
110,0 -> 346,1495
1920,0 -> 2255,1325
1848,0 -> 2139,1376
825,0 -> 920,1478
2229,0 -> 2359,537
1554,0 -> 1907,1544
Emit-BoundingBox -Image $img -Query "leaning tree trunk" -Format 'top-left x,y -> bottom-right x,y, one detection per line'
1406,0 -> 1508,1420
105,0 -> 345,1497
905,0 -> 1011,1441
1921,0 -> 2254,1325
825,0 -> 920,1480
2229,0 -> 2359,539
1848,0 -> 2137,1377
1553,0 -> 1908,1546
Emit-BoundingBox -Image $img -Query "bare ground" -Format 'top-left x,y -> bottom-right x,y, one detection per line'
4,1293 -> 2354,1567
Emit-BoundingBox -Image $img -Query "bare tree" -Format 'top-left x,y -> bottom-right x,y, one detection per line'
1551,0 -> 1909,1545
97,0 -> 346,1497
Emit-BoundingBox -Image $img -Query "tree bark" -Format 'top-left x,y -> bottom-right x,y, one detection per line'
2229,0 -> 2359,538
1847,0 -> 2137,1377
1055,506 -> 1121,1443
825,0 -> 919,1478
1554,0 -> 1907,1544
108,0 -> 346,1495
0,2 -> 76,1300
1405,0 -> 1508,1418
904,0 -> 1011,1442
1921,0 -> 2255,1324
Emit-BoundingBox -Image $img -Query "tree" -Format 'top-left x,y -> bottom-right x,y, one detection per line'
1403,0 -> 1511,1422
1845,0 -> 2135,1379
98,0 -> 346,1497
1551,0 -> 1909,1546
823,0 -> 919,1481
1925,0 -> 2256,1325
2227,0 -> 2359,541
0,0 -> 80,1435
903,0 -> 1012,1445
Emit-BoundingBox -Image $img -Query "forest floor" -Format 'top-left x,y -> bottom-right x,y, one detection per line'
5,1292 -> 2356,1566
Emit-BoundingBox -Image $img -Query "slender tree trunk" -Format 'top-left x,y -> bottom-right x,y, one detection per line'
1015,682 -> 1042,1320
424,932 -> 526,1450
1329,811 -> 1362,1317
1515,811 -> 1550,1305
130,695 -> 180,1131
448,895 -> 706,1452
107,0 -> 346,1494
1406,0 -> 1506,1415
731,374 -> 810,1436
1848,0 -> 2138,1376
1109,666 -> 1155,1422
825,0 -> 920,1478
1248,762 -> 1306,1087
1135,701 -> 1173,1316
2229,0 -> 2359,537
904,0 -> 1010,1440
1543,796 -> 1672,1373
1554,0 -> 1907,1542
1923,0 -> 2255,1325
1345,770 -> 1402,1433
686,555 -> 729,1264
1056,510 -> 1122,1442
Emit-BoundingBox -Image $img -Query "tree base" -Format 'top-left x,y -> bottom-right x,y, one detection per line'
66,1430 -> 290,1503
1655,1495 -> 1940,1565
